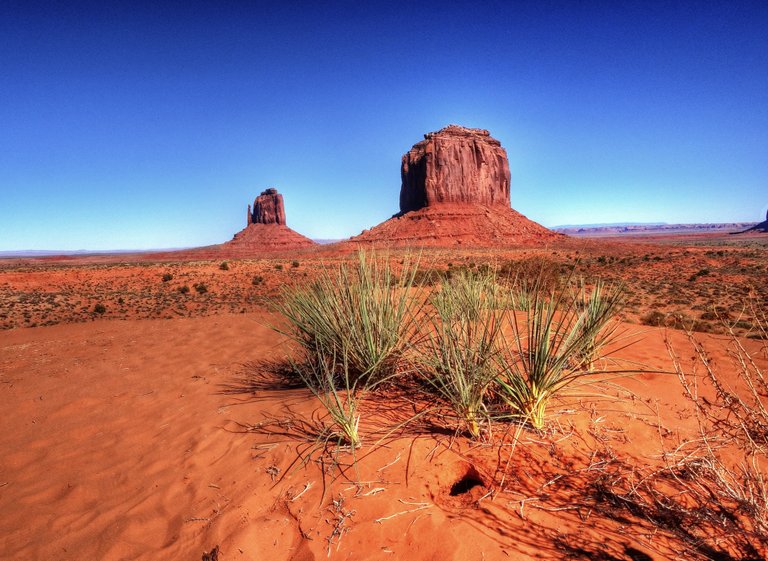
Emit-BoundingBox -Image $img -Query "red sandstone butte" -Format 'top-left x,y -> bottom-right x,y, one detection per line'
350,125 -> 561,247
156,188 -> 315,258
248,188 -> 287,226
226,188 -> 314,252
400,125 -> 511,213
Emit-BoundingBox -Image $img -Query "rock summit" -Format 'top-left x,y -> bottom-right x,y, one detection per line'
248,188 -> 287,226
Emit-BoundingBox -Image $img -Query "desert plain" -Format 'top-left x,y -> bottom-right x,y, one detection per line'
1,226 -> 767,561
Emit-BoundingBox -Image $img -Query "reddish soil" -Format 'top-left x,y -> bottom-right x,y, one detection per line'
1,233 -> 767,561
2,235 -> 765,335
1,312 -> 766,560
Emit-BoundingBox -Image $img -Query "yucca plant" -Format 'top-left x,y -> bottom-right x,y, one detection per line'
574,279 -> 625,370
417,269 -> 506,438
496,279 -> 624,430
275,250 -> 424,387
291,346 -> 362,448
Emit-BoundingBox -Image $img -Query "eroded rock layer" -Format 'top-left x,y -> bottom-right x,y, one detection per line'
249,188 -> 286,226
400,125 -> 511,213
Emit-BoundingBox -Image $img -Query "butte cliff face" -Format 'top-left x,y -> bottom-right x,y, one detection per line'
400,125 -> 511,213
248,188 -> 287,226
350,125 -> 561,247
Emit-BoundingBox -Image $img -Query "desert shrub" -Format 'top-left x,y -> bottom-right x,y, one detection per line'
499,256 -> 562,294
660,325 -> 768,556
641,310 -> 666,326
275,264 -> 284,271
416,269 -> 506,438
495,279 -> 625,429
275,250 -> 425,387
93,303 -> 106,314
194,283 -> 208,294
219,261 -> 229,271
178,285 -> 190,294
291,260 -> 300,268
410,267 -> 444,286
252,275 -> 264,286
162,273 -> 173,282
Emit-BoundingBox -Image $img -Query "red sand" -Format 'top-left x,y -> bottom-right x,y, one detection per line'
2,310 -> 766,560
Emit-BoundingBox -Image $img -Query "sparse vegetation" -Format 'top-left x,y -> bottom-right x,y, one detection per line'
495,279 -> 625,429
162,273 -> 173,282
574,279 -> 625,370
219,261 -> 230,271
416,269 -> 506,437
292,347 -> 362,448
275,250 -> 425,387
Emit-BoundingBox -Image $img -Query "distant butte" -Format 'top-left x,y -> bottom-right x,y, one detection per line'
227,188 -> 315,251
350,125 -> 561,247
737,208 -> 768,234
153,187 -> 315,259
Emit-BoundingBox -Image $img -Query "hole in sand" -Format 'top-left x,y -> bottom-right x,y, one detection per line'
449,468 -> 484,496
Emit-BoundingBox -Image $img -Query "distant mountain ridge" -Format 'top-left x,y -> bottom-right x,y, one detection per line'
554,222 -> 758,236
552,222 -> 667,229
0,249 -> 189,258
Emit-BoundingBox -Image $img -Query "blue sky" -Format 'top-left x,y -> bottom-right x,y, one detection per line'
2,0 -> 766,250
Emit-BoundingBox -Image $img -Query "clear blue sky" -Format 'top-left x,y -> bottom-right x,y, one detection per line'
2,0 -> 766,250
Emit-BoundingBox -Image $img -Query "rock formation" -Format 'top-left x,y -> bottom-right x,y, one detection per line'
249,188 -> 287,226
170,188 -> 315,257
350,125 -> 560,247
737,208 -> 768,234
400,125 -> 511,213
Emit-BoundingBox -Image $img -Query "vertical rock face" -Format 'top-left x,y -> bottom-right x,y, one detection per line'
250,188 -> 286,226
399,125 -> 511,214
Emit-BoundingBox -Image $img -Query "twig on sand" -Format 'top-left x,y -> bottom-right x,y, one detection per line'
376,453 -> 402,472
326,495 -> 355,556
290,481 -> 313,502
374,499 -> 432,523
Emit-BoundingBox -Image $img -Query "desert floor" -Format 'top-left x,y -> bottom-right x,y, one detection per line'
1,234 -> 766,561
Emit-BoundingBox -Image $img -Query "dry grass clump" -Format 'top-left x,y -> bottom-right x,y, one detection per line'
574,279 -> 626,370
275,250 -> 424,388
273,250 -> 426,446
273,254 -> 629,443
597,317 -> 768,559
495,279 -> 625,430
415,269 -> 506,438
291,348 -> 362,449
